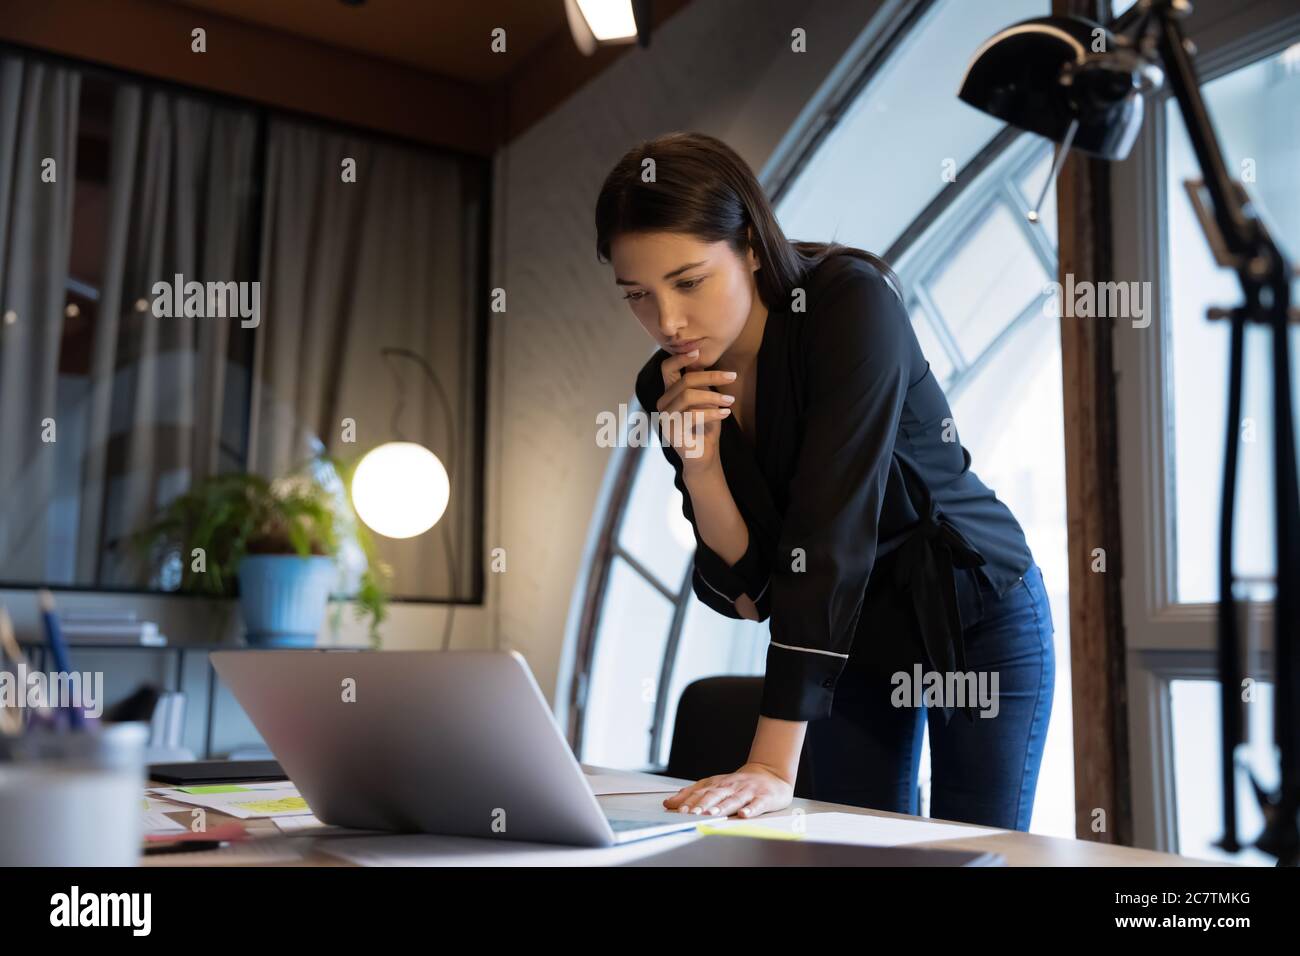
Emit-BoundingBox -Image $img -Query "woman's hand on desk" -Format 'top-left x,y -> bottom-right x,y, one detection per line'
662,762 -> 794,819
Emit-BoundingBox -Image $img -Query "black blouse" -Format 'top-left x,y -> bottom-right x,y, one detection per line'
634,254 -> 1033,725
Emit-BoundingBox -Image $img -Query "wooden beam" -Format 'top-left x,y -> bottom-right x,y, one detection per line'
1055,0 -> 1134,846
0,0 -> 495,155
0,0 -> 702,154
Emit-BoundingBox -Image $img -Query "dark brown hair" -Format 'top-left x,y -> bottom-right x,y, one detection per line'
594,131 -> 900,310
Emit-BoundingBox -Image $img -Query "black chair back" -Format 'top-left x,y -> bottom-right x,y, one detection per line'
663,676 -> 814,799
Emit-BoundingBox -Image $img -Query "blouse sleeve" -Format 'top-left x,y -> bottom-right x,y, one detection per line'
760,260 -> 914,722
635,360 -> 772,621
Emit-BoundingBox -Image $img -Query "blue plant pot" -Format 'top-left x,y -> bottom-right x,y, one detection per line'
237,555 -> 336,648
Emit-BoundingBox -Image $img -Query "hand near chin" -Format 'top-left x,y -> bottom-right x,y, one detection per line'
656,349 -> 736,472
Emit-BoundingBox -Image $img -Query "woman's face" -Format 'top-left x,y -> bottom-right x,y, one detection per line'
610,231 -> 762,370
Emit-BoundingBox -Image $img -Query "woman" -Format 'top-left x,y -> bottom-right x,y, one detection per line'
595,131 -> 1054,831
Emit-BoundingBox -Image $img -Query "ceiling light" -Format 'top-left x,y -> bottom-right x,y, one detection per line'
566,0 -> 652,56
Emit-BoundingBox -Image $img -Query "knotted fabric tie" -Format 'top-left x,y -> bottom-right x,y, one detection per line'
890,454 -> 987,725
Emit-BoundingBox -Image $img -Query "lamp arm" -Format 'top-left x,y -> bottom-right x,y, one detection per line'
381,347 -> 458,471
380,346 -> 462,651
1149,5 -> 1264,264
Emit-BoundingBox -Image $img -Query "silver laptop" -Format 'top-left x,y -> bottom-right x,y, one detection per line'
210,649 -> 699,847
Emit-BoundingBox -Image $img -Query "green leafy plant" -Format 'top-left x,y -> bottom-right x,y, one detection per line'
133,459 -> 391,644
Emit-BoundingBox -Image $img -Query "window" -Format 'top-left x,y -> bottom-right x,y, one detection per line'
926,203 -> 1051,365
583,558 -> 678,768
0,60 -> 260,589
1112,4 -> 1300,859
1166,43 -> 1300,603
777,0 -> 1048,255
616,445 -> 692,589
0,48 -> 490,603
1171,679 -> 1276,866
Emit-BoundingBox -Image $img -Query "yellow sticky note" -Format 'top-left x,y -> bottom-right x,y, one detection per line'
235,797 -> 310,814
696,822 -> 804,840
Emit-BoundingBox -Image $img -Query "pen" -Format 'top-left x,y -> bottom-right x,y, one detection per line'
142,840 -> 228,855
38,590 -> 82,730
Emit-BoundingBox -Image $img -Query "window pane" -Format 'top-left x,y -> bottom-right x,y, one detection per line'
776,0 -> 1048,254
581,557 -> 675,767
949,311 -> 1074,837
617,440 -> 693,588
926,202 -> 1049,363
1166,46 -> 1300,602
0,68 -> 261,588
655,598 -> 768,767
1170,679 -> 1277,865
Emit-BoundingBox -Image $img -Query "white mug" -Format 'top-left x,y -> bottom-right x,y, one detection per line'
0,722 -> 147,866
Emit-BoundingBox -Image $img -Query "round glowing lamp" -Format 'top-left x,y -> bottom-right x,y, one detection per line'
350,441 -> 449,539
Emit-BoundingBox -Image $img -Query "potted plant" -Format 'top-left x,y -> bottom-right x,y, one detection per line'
134,461 -> 390,648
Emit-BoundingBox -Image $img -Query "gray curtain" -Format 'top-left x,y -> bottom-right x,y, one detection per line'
251,117 -> 482,600
0,55 -> 80,581
77,85 -> 258,584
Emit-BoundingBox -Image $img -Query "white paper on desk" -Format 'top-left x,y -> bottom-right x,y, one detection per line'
147,781 -> 289,794
273,813 -> 330,832
707,812 -> 1005,846
153,786 -> 313,820
143,796 -> 188,812
153,784 -> 299,799
318,830 -> 702,867
583,771 -> 682,795
142,810 -> 187,833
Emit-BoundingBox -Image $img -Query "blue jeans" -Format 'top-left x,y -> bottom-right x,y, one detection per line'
805,563 -> 1055,831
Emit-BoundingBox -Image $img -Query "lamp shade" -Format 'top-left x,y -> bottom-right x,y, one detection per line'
958,15 -> 1158,161
350,441 -> 449,539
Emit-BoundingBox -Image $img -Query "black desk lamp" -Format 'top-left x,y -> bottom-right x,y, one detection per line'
958,0 -> 1298,864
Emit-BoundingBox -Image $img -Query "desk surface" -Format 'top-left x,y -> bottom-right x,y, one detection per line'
143,766 -> 1222,867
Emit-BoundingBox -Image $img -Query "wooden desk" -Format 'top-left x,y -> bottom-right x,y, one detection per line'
143,767 -> 1223,867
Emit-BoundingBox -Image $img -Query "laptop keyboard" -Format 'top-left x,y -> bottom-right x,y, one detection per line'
607,816 -> 690,832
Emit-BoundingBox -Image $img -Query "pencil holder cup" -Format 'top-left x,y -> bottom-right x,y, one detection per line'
0,721 -> 148,866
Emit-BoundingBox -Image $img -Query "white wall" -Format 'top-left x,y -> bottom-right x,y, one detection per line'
489,0 -> 889,723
